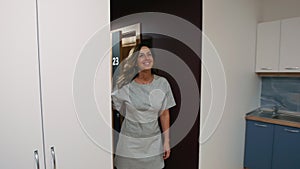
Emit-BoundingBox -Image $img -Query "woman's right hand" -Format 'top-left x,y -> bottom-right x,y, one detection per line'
163,141 -> 171,160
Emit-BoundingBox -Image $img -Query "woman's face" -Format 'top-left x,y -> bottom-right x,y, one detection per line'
137,46 -> 154,71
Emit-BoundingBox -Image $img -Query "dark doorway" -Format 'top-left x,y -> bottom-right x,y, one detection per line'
111,0 -> 202,169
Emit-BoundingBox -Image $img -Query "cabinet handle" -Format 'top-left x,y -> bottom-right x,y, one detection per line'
254,123 -> 268,128
34,150 -> 40,169
284,128 -> 300,133
51,147 -> 57,169
261,67 -> 273,70
285,67 -> 300,70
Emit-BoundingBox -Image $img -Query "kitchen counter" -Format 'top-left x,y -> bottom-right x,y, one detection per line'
246,108 -> 300,128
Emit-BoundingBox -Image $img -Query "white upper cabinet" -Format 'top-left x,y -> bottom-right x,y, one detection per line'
256,16 -> 300,73
256,21 -> 281,72
279,17 -> 300,72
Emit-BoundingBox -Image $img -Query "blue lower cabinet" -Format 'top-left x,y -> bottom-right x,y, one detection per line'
244,120 -> 274,169
272,125 -> 300,169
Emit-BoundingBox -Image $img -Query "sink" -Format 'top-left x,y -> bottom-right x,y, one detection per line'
272,114 -> 300,123
257,111 -> 276,118
254,109 -> 300,123
257,110 -> 277,118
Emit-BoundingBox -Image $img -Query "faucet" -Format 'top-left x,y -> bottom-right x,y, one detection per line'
272,105 -> 282,116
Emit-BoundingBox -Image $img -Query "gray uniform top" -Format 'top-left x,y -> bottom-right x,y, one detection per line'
112,75 -> 176,168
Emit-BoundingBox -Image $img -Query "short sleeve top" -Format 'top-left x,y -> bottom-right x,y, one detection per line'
111,75 -> 176,123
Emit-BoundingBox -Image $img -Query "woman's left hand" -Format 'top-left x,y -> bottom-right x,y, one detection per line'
163,141 -> 171,160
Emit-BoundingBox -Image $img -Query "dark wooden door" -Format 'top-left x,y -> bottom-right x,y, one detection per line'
111,1 -> 201,168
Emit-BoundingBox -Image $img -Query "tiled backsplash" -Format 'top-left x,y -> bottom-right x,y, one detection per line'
261,77 -> 300,112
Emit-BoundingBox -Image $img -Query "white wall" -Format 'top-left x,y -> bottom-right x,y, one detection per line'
201,0 -> 261,168
262,0 -> 300,22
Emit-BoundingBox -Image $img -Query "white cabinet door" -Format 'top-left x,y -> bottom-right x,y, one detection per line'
280,17 -> 300,72
0,0 -> 45,169
37,0 -> 113,169
256,21 -> 281,72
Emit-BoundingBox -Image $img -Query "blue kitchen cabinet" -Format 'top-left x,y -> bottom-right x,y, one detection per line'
272,125 -> 300,169
244,120 -> 274,169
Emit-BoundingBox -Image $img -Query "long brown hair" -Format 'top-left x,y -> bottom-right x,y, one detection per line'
113,43 -> 154,89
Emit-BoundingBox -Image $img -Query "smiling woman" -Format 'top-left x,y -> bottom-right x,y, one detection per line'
112,42 -> 176,169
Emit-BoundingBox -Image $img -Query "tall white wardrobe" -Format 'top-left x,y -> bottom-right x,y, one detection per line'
0,0 -> 113,169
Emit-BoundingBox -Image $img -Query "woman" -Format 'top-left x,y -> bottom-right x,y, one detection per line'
112,43 -> 176,169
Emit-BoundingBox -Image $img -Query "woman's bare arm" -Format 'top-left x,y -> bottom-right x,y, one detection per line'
160,109 -> 171,159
